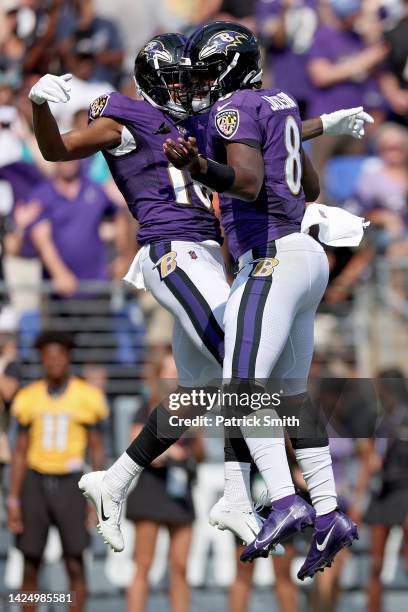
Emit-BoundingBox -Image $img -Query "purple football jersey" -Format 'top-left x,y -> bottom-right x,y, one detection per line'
88,92 -> 221,246
206,88 -> 305,260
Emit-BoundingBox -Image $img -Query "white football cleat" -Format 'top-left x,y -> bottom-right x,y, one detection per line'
209,497 -> 285,556
78,470 -> 124,552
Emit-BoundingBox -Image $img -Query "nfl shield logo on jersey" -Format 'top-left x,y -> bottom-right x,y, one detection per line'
215,109 -> 239,139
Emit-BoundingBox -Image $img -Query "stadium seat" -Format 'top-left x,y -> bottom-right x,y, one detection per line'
325,155 -> 369,204
18,309 -> 42,362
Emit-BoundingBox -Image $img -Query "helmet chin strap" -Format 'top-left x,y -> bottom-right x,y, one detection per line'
242,68 -> 263,86
212,52 -> 240,96
133,75 -> 143,98
212,53 -> 263,98
134,76 -> 187,118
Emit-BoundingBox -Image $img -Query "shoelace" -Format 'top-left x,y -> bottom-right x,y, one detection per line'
254,490 -> 270,513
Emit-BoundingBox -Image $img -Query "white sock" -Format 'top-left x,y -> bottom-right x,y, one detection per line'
241,409 -> 295,502
103,452 -> 143,500
295,446 -> 337,516
223,461 -> 252,510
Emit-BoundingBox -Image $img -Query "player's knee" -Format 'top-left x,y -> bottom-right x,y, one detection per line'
223,379 -> 265,416
64,555 -> 84,582
23,557 -> 41,584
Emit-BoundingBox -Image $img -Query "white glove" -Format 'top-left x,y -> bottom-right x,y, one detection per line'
29,73 -> 72,105
320,106 -> 374,139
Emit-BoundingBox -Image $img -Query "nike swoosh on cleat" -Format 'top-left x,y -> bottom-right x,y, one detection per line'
316,524 -> 336,552
254,509 -> 294,546
100,497 -> 110,521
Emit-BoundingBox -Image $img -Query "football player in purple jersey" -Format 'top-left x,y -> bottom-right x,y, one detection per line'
163,21 -> 361,579
29,33 -> 271,555
29,29 -> 370,560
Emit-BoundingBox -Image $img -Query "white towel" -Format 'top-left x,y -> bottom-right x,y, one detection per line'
301,203 -> 370,247
123,247 -> 146,290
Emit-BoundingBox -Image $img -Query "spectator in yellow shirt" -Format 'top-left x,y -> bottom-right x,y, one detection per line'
7,331 -> 108,612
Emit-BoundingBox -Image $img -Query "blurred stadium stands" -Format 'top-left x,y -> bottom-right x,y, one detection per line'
0,0 -> 408,610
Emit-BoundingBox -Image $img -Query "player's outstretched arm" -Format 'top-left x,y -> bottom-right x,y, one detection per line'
163,137 -> 264,202
302,107 -> 374,142
30,73 -> 122,161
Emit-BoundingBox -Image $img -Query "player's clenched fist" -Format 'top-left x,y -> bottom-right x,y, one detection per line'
29,73 -> 72,105
163,136 -> 201,172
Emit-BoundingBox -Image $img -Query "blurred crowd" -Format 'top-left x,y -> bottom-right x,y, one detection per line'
0,0 -> 407,314
0,0 -> 407,611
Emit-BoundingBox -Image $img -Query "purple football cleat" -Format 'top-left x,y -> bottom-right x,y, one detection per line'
240,495 -> 315,563
297,511 -> 359,580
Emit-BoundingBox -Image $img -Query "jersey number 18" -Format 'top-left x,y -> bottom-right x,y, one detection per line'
168,164 -> 212,210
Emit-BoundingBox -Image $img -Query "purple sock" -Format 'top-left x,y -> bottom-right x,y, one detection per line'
315,510 -> 337,530
271,494 -> 297,511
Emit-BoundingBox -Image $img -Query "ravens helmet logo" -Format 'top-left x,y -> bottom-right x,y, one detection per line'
198,31 -> 249,60
140,40 -> 173,64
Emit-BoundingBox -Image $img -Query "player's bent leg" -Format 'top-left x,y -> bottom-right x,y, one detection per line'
222,255 -> 296,516
79,383 -> 208,553
103,241 -> 253,551
83,328 -> 230,553
269,280 -> 358,578
234,239 -> 331,561
223,246 -> 298,500
209,417 -> 284,551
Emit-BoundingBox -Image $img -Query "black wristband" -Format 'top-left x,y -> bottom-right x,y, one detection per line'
191,158 -> 236,193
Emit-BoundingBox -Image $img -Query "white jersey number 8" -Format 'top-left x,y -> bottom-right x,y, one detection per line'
284,115 -> 302,195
